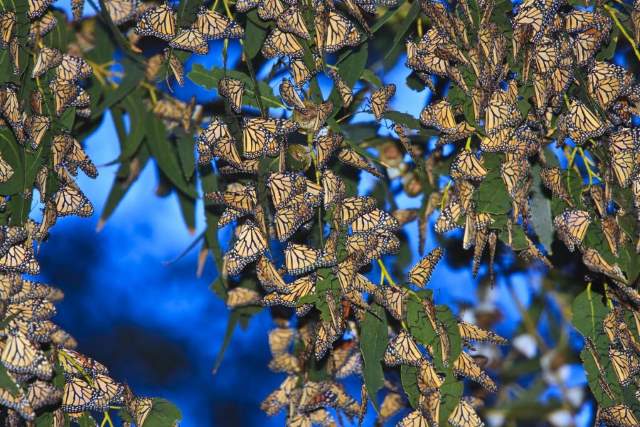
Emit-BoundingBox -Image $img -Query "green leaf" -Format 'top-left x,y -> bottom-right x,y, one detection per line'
188,64 -> 282,109
439,371 -> 464,425
0,128 -> 24,196
382,111 -> 422,130
176,130 -> 196,181
530,165 -> 554,254
177,0 -> 205,27
510,226 -> 529,251
0,364 -> 18,394
360,303 -> 388,412
400,365 -> 421,408
177,189 -> 197,232
475,154 -> 511,215
361,69 -> 382,87
99,145 -> 150,229
571,287 -> 609,340
244,11 -> 269,59
142,398 -> 182,427
435,304 -> 462,364
145,117 -> 197,198
120,92 -> 149,160
383,0 -> 420,65
92,56 -> 144,119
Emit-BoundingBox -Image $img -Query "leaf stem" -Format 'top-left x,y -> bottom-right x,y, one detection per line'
604,4 -> 640,63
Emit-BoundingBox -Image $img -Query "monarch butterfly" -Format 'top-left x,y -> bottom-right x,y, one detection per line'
136,3 -> 176,41
540,167 -> 572,205
314,320 -> 343,361
32,47 -> 62,78
56,54 -> 92,82
257,0 -> 286,20
62,377 -> 99,412
29,12 -> 57,40
322,169 -> 346,207
104,0 -> 137,25
448,400 -> 484,427
267,172 -> 307,209
6,298 -> 56,321
207,183 -> 257,215
58,349 -> 110,377
609,347 -> 640,386
459,321 -> 507,345
279,78 -> 306,111
27,380 -> 61,410
2,328 -> 52,378
193,7 -> 244,40
65,137 -> 98,178
370,84 -> 395,121
315,132 -> 343,169
256,256 -> 288,294
28,0 -> 53,19
411,363 -> 440,398
331,341 -> 362,379
338,148 -> 383,178
565,12 -> 611,66
587,61 -> 634,110
608,127 -> 640,154
166,50 -> 186,86
284,243 -> 321,275
378,392 -> 405,425
241,119 -> 278,159
0,244 -> 38,275
274,195 -> 315,242
600,404 -> 639,427
0,12 -> 15,47
383,331 -> 423,367
0,153 -> 13,184
582,247 -> 627,284
236,0 -> 261,12
450,151 -> 487,182
324,11 -> 360,53
262,28 -> 304,58
50,329 -> 77,348
128,397 -> 154,427
327,69 -> 353,108
218,77 -> 244,113
268,327 -> 294,356
226,287 -> 261,309
610,150 -> 635,188
71,88 -> 91,109
500,158 -> 529,198
263,274 -> 316,316
485,97 -> 521,136
409,247 -> 443,287
336,196 -> 376,225
0,387 -> 36,420
276,6 -> 310,39
219,159 -> 260,175
260,378 -> 293,417
350,209 -> 400,234
51,184 -> 93,218
435,198 -> 462,233
49,79 -> 80,116
453,351 -> 497,392
588,185 -> 606,218
549,47 -> 575,97
558,100 -> 609,145
533,37 -> 559,74
198,118 -> 242,166
169,29 -> 208,54
376,284 -> 407,320
289,58 -> 314,87
223,220 -> 267,277
295,101 -> 333,132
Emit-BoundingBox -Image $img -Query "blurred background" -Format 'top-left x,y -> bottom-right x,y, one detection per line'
34,1 -> 632,425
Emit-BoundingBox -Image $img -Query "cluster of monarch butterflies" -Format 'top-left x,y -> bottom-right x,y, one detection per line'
0,0 -> 187,424
0,0 -> 639,424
